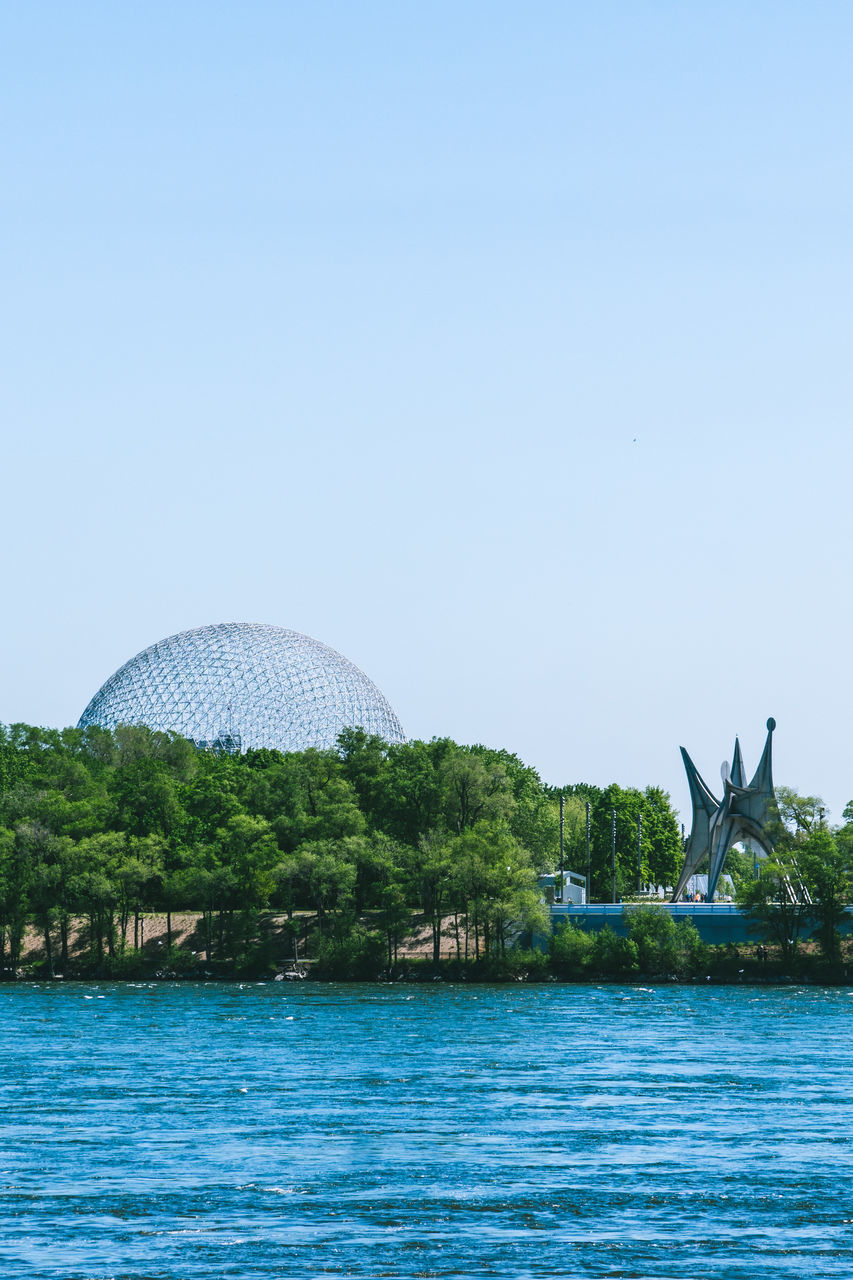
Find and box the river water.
[0,982,850,1279]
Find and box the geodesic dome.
[78,622,406,753]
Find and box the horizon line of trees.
[2,721,850,978]
[0,721,684,974]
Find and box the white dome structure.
[78,622,405,754]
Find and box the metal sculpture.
[672,718,777,902]
[78,622,406,754]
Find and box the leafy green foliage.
[0,720,686,977]
[624,905,706,977]
[799,828,851,962]
[737,787,853,966]
[563,782,682,901]
[550,907,707,979]
[549,921,595,976]
[737,856,812,963]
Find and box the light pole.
[585,800,591,904]
[611,808,617,903]
[559,792,565,903]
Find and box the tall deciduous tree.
[440,751,515,835]
[448,821,545,958]
[800,827,851,963]
[0,825,28,972]
[737,854,812,964]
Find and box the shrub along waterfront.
[0,723,850,981]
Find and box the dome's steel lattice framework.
[78,623,406,754]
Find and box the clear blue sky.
[3,2,852,824]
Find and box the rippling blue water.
[1,982,851,1279]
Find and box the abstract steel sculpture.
[78,622,406,755]
[672,718,777,903]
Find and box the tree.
[638,787,683,889]
[440,751,515,835]
[737,855,812,965]
[376,871,412,969]
[70,833,125,966]
[417,829,453,966]
[0,717,707,979]
[110,757,183,839]
[369,739,455,847]
[345,829,414,967]
[799,827,851,963]
[110,755,191,951]
[113,835,164,951]
[466,746,559,868]
[0,726,31,798]
[182,757,244,842]
[15,822,72,976]
[583,784,681,901]
[112,724,197,780]
[0,825,28,974]
[245,750,365,852]
[296,839,358,938]
[336,728,390,825]
[775,786,826,836]
[447,821,545,958]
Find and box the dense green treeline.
[0,721,683,976]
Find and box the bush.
[591,927,638,977]
[313,926,385,980]
[480,947,550,982]
[98,951,148,979]
[624,905,707,978]
[674,919,708,976]
[550,923,594,977]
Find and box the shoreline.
[7,909,849,987]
